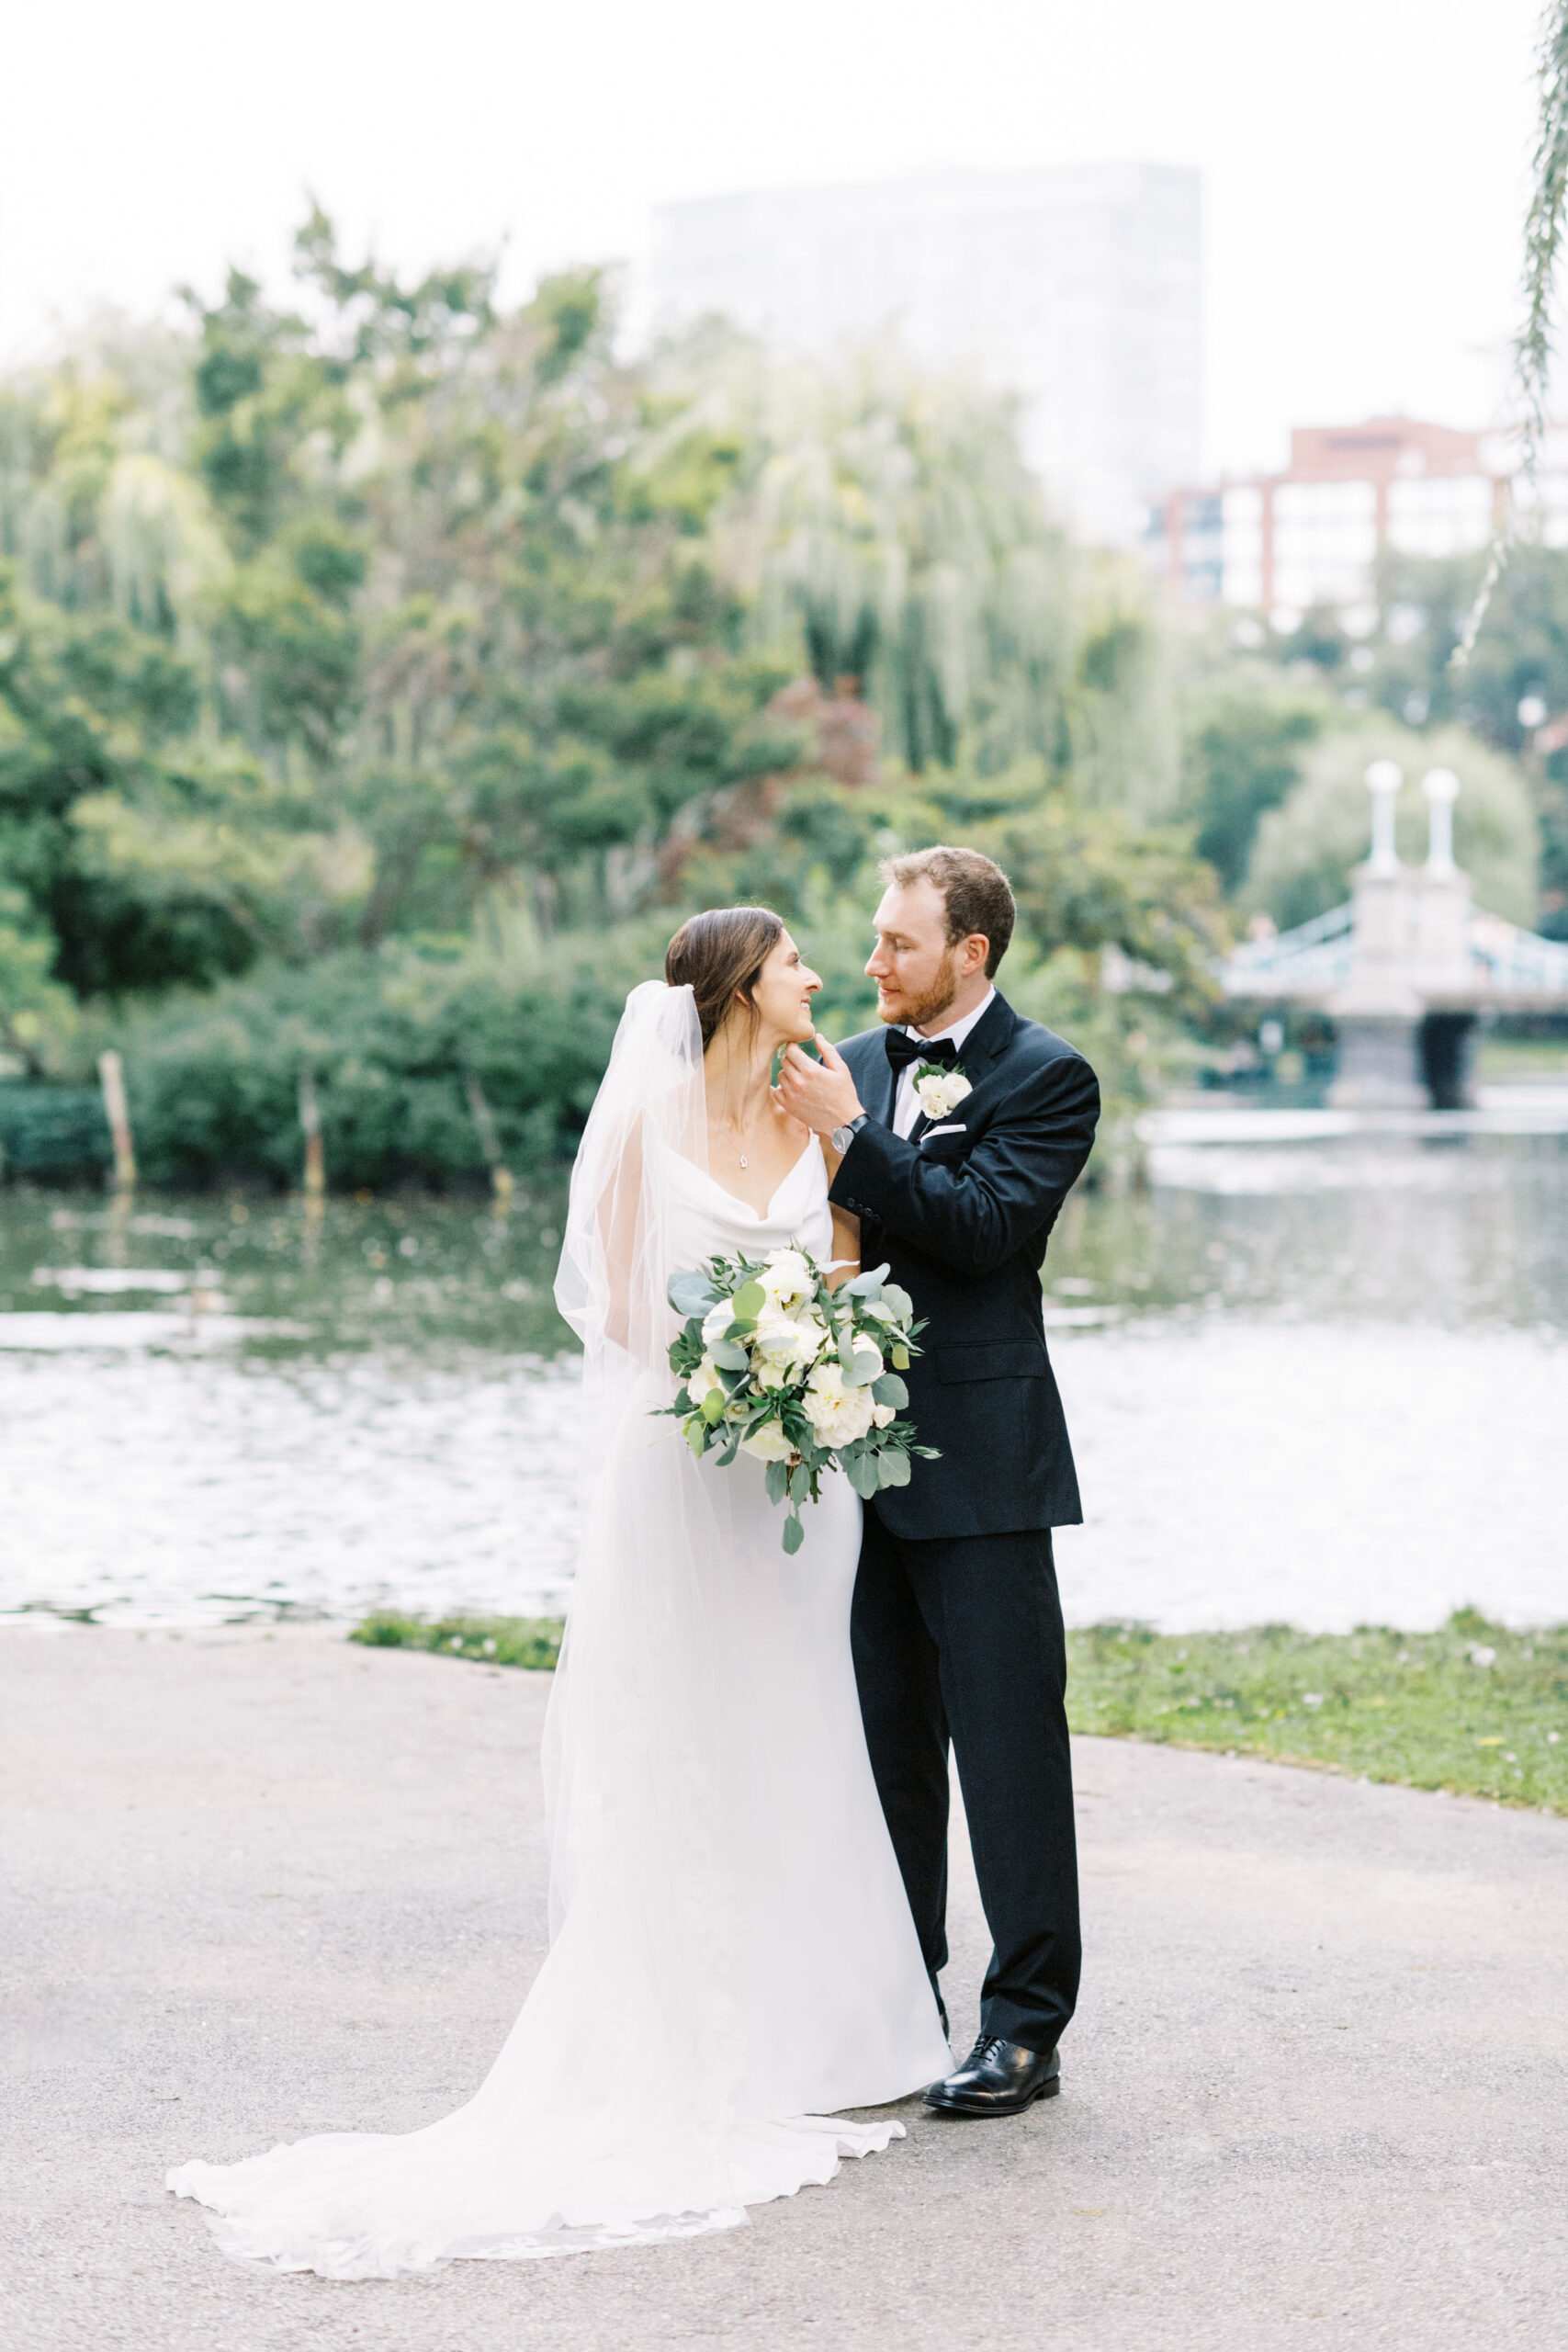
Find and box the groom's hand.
[774,1034,864,1136]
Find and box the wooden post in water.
[299,1070,325,1201]
[464,1072,513,1209]
[97,1050,136,1190]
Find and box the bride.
[168,907,950,2276]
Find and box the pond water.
[3,1095,1565,1634]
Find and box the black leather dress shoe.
[923,2035,1061,2116]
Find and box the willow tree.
[640,330,1176,814]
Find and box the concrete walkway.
[4,1623,1564,2352]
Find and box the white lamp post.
[1364,760,1404,872]
[1421,767,1460,875]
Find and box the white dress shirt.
[891,987,996,1138]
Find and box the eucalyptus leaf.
[847,1451,880,1498]
[872,1373,908,1408]
[700,1390,725,1423]
[880,1283,914,1323]
[733,1281,766,1317]
[685,1419,707,1457]
[876,1450,912,1487]
[781,1513,805,1555]
[890,1344,910,1371]
[787,1464,812,1505]
[844,1347,883,1387]
[711,1338,750,1371]
[668,1272,718,1317]
[765,1458,789,1506]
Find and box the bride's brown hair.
[665,907,784,1051]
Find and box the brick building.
[1145,415,1568,626]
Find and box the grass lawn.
[1064,1612,1567,1813]
[350,1607,1568,1816]
[1474,1037,1568,1080]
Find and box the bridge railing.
[1217,901,1354,998]
[1467,915,1568,996]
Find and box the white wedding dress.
[168,982,949,2276]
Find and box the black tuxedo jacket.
[829,993,1100,1542]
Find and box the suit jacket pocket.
[935,1342,1047,1383]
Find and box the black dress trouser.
[851,1509,1081,2055]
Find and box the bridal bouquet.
[660,1245,938,1552]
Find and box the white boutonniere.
[912,1063,973,1122]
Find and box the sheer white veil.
[554,978,706,1380]
[544,979,734,1983]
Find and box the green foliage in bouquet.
[658,1244,939,1553]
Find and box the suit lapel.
[866,1031,899,1128]
[959,990,1017,1073]
[907,994,1016,1145]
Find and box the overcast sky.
[0,0,1545,474]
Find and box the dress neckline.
[694,1138,820,1223]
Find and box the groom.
[776,845,1099,2116]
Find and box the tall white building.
[647,164,1201,548]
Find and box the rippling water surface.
[3,1101,1564,1633]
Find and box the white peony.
[791,1304,831,1360]
[740,1420,796,1463]
[758,1248,815,1307]
[913,1069,973,1122]
[872,1400,897,1428]
[801,1362,876,1448]
[683,1356,724,1408]
[750,1304,811,1381]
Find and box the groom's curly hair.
[665,906,784,1049]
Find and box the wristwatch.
[831,1113,869,1155]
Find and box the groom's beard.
[884,950,962,1034]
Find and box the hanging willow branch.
[1453,0,1568,667]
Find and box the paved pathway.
[5,1623,1564,2350]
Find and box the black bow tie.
[885,1029,962,1075]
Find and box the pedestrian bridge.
[1218,762,1568,1104]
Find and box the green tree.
[1178,681,1327,893]
[1245,720,1540,932]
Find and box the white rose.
[740,1420,796,1463]
[913,1069,973,1122]
[683,1356,724,1408]
[758,1248,815,1307]
[802,1362,876,1448]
